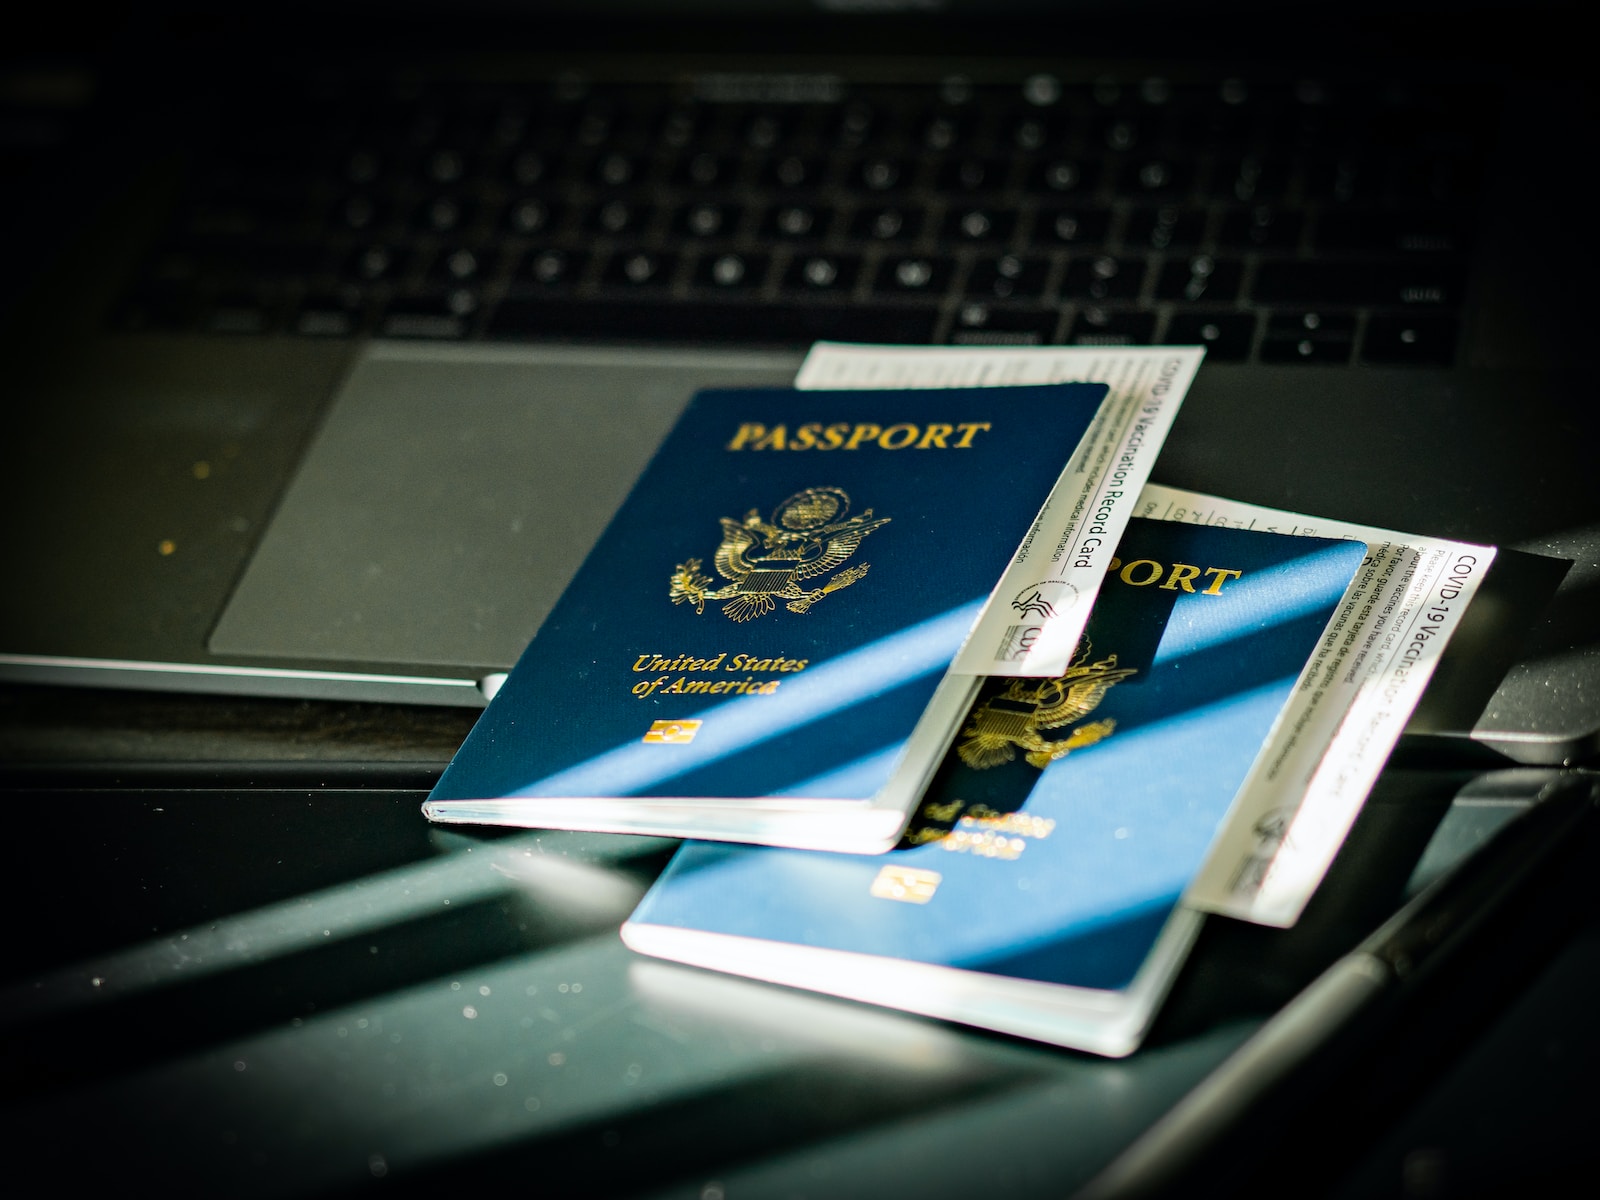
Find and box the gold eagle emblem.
[669,486,890,622]
[956,644,1137,769]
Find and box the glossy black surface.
[6,750,1588,1197]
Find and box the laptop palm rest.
[209,343,799,674]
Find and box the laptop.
[2,1,1595,762]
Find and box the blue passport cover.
[427,383,1109,838]
[623,519,1368,1052]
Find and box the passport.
[621,519,1369,1054]
[424,381,1111,851]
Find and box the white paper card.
[1140,484,1496,927]
[795,343,1204,677]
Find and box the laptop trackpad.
[209,343,800,670]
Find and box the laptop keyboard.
[115,70,1488,365]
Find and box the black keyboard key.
[1093,113,1144,153]
[654,106,703,151]
[782,253,862,293]
[601,249,677,289]
[1155,255,1243,303]
[873,255,955,296]
[381,291,480,338]
[1119,157,1194,199]
[334,193,390,233]
[344,243,410,283]
[341,146,385,186]
[504,197,562,236]
[205,295,275,334]
[1210,156,1290,203]
[850,205,923,241]
[1314,210,1470,255]
[935,157,1006,192]
[762,202,832,240]
[852,156,913,192]
[763,155,823,189]
[1260,311,1356,363]
[507,149,558,187]
[1068,308,1156,345]
[1172,91,1255,150]
[1007,112,1067,153]
[1387,155,1477,204]
[1217,206,1304,250]
[967,254,1050,300]
[487,298,938,345]
[1125,208,1205,251]
[418,147,471,186]
[1026,157,1094,195]
[949,303,1061,345]
[588,199,652,236]
[1034,207,1111,247]
[829,103,880,150]
[1253,260,1466,306]
[1164,312,1256,361]
[673,152,735,188]
[941,206,1016,243]
[1361,314,1459,365]
[675,202,742,239]
[742,110,794,152]
[294,291,366,337]
[571,107,615,149]
[520,247,585,287]
[1305,154,1378,204]
[1062,255,1146,300]
[692,251,770,291]
[414,194,474,234]
[920,113,972,153]
[430,246,489,285]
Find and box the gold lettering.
[726,423,766,450]
[958,811,1056,839]
[877,423,918,449]
[1120,559,1164,586]
[1161,563,1203,592]
[940,829,1026,860]
[1202,567,1243,595]
[1109,558,1244,595]
[952,421,991,448]
[843,423,882,450]
[750,425,786,450]
[730,421,994,450]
